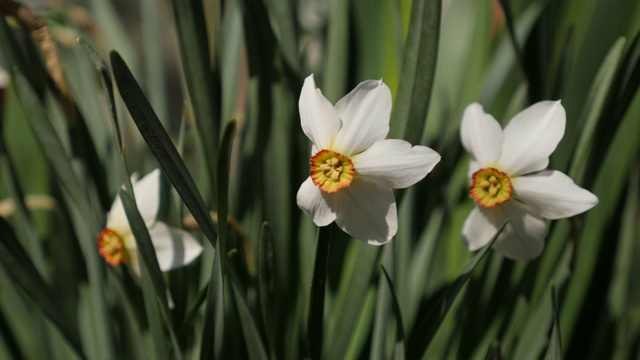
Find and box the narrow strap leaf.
[381,266,406,360]
[544,285,562,360]
[408,220,508,358]
[307,225,332,360]
[110,51,219,248]
[0,217,84,358]
[390,0,441,144]
[231,281,270,360]
[258,222,277,359]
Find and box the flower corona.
[310,149,355,193]
[470,167,512,207]
[97,228,126,265]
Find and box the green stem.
[307,225,332,360]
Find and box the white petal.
[296,177,338,226]
[132,169,162,227]
[492,201,546,260]
[460,103,503,167]
[106,193,128,232]
[148,222,204,271]
[334,179,397,245]
[299,74,341,150]
[333,79,391,155]
[352,139,441,189]
[467,159,481,180]
[513,170,598,219]
[0,66,8,88]
[500,101,565,176]
[462,206,504,251]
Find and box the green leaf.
[381,266,406,360]
[263,0,300,74]
[560,85,640,346]
[12,69,114,358]
[118,190,170,311]
[110,51,219,247]
[200,243,225,359]
[140,0,169,122]
[77,38,122,152]
[369,249,393,360]
[307,225,332,360]
[140,266,170,360]
[12,71,101,230]
[119,189,184,358]
[200,119,236,359]
[498,0,537,98]
[584,30,640,184]
[0,17,46,94]
[325,242,380,360]
[216,119,236,257]
[0,217,83,357]
[407,220,507,359]
[568,37,626,183]
[231,282,270,360]
[258,222,277,359]
[544,285,562,360]
[170,0,219,174]
[0,140,46,275]
[390,0,441,144]
[180,284,209,332]
[322,0,350,102]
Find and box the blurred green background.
[0,0,638,359]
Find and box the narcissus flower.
[98,169,203,278]
[297,74,441,244]
[460,101,598,260]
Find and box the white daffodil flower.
[460,101,598,260]
[296,74,441,245]
[97,169,203,278]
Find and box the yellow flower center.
[310,149,355,193]
[97,228,126,266]
[470,167,512,207]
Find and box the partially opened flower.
[460,101,598,260]
[98,169,203,278]
[296,74,441,244]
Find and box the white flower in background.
[296,74,441,244]
[98,169,203,278]
[0,64,8,104]
[0,65,7,87]
[460,101,598,260]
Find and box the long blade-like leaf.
[78,38,121,152]
[0,217,84,357]
[170,0,219,178]
[390,0,441,144]
[408,220,508,358]
[544,285,562,360]
[231,282,269,360]
[200,119,236,358]
[307,225,332,360]
[118,190,170,312]
[381,266,406,360]
[258,222,276,359]
[110,51,218,247]
[200,243,225,359]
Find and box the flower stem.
[307,225,332,360]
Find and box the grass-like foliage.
[0,0,639,359]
